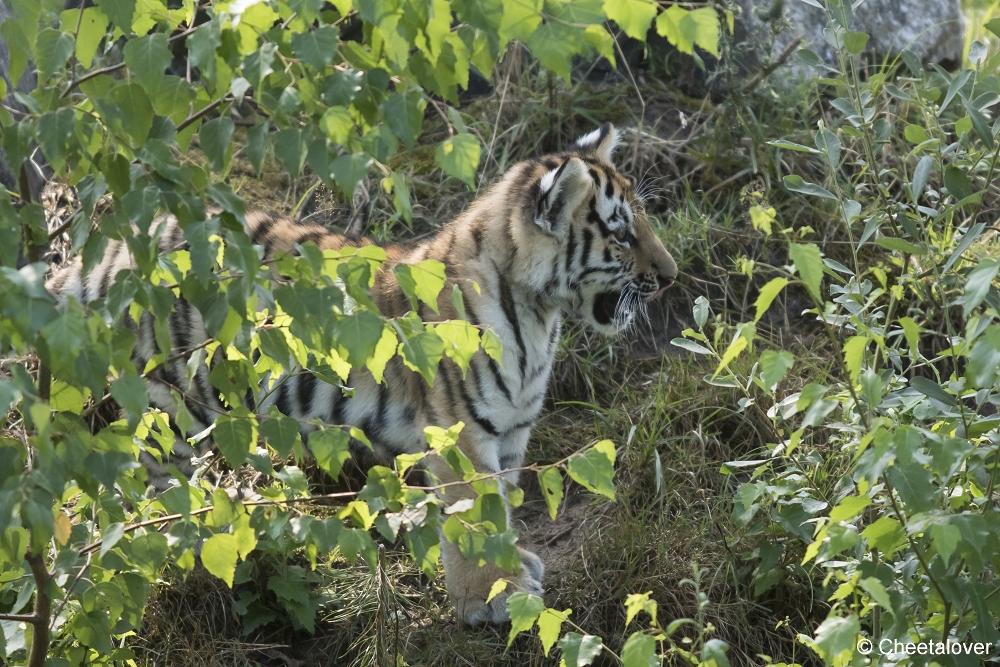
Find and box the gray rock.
[736,0,965,81]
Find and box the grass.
[125,35,852,667]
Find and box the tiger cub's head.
[525,123,678,336]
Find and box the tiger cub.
[47,123,678,624]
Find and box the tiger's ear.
[535,157,589,235]
[570,122,619,164]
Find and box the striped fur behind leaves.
[46,123,678,624]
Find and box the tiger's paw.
[452,548,546,626]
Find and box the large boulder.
[736,0,964,80]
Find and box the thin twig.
[742,37,803,96]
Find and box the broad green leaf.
[62,7,109,69]
[758,350,794,392]
[538,466,563,519]
[381,91,425,148]
[899,316,921,359]
[214,414,255,467]
[814,126,841,169]
[525,21,582,82]
[966,330,1000,389]
[567,440,616,500]
[789,243,824,301]
[829,494,870,522]
[904,124,929,144]
[435,133,481,189]
[621,632,657,667]
[754,277,788,322]
[36,29,75,81]
[291,25,340,70]
[433,320,480,376]
[604,0,657,40]
[110,374,148,416]
[843,31,869,54]
[655,5,720,57]
[260,413,301,459]
[338,310,385,366]
[366,326,398,383]
[783,174,836,199]
[309,428,352,480]
[537,608,571,656]
[963,258,999,316]
[124,32,170,88]
[584,25,616,66]
[486,578,508,603]
[201,116,235,173]
[331,152,372,196]
[910,154,933,201]
[96,0,136,30]
[843,335,867,380]
[506,592,545,646]
[944,165,974,201]
[394,259,447,313]
[807,614,860,666]
[862,516,906,554]
[702,639,731,667]
[749,205,776,235]
[320,105,354,145]
[558,633,604,667]
[931,523,961,565]
[624,592,656,627]
[399,330,445,386]
[274,128,308,179]
[201,533,239,587]
[499,0,542,42]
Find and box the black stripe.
[297,372,316,414]
[458,379,499,436]
[251,213,279,245]
[505,418,535,434]
[497,271,527,381]
[605,178,615,199]
[331,386,346,424]
[297,228,326,246]
[276,379,294,417]
[565,226,577,273]
[587,197,611,238]
[472,223,484,256]
[374,381,389,438]
[581,228,594,267]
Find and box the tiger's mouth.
[593,290,623,325]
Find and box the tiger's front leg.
[425,438,544,625]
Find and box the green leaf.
[603,0,657,40]
[320,106,354,145]
[944,165,974,201]
[124,32,170,89]
[36,29,75,81]
[291,25,340,70]
[331,153,372,197]
[754,277,787,322]
[214,414,255,467]
[670,338,712,355]
[537,608,571,657]
[381,91,425,148]
[966,331,1000,389]
[861,516,906,554]
[394,259,447,314]
[789,243,824,301]
[62,7,109,69]
[309,428,352,480]
[558,633,604,667]
[931,523,961,565]
[338,309,385,366]
[200,116,235,173]
[841,335,869,385]
[201,533,239,587]
[538,467,563,520]
[964,258,999,316]
[712,335,747,378]
[398,330,445,386]
[499,0,542,42]
[843,31,869,54]
[435,133,480,189]
[766,140,821,153]
[903,124,929,144]
[584,25,616,66]
[814,126,841,169]
[274,128,307,179]
[621,632,658,667]
[433,320,481,376]
[506,592,545,646]
[886,463,935,513]
[963,97,995,149]
[110,374,148,415]
[807,614,859,666]
[910,154,933,201]
[111,82,154,145]
[655,5,720,57]
[758,350,794,392]
[567,440,616,500]
[783,174,836,199]
[95,0,135,30]
[987,17,1000,39]
[910,375,957,406]
[876,236,924,255]
[525,21,582,82]
[829,494,870,522]
[260,413,301,459]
